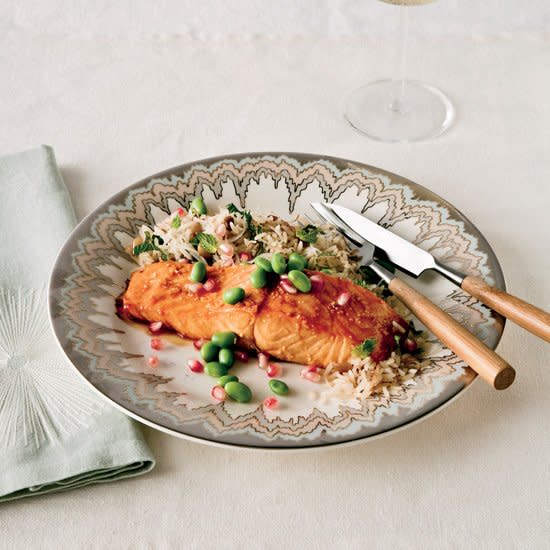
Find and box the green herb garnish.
[227,203,262,238]
[359,259,396,286]
[352,338,377,358]
[171,215,181,229]
[359,265,381,285]
[196,232,218,254]
[394,335,401,349]
[133,232,168,260]
[296,224,319,244]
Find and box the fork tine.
[310,202,364,248]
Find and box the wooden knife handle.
[462,276,550,343]
[389,277,515,390]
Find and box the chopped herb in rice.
[129,201,426,401]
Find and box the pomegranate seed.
[266,364,280,378]
[280,280,297,294]
[235,350,249,362]
[176,207,185,217]
[187,359,204,373]
[150,338,162,351]
[239,252,252,262]
[219,243,234,256]
[336,292,351,306]
[148,356,159,368]
[404,338,418,353]
[310,274,325,293]
[258,352,269,369]
[203,278,216,292]
[185,282,204,294]
[301,366,321,381]
[149,321,163,334]
[211,385,226,401]
[215,224,227,237]
[304,371,321,383]
[301,365,318,375]
[193,339,206,350]
[263,397,279,409]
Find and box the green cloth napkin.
[0,146,155,502]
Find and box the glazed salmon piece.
[253,272,407,365]
[122,261,268,347]
[121,263,408,365]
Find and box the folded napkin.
[0,146,155,502]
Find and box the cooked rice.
[131,205,426,401]
[319,329,429,402]
[133,207,363,280]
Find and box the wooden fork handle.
[389,277,515,390]
[461,276,550,343]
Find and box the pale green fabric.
[0,146,155,502]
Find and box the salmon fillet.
[121,261,408,365]
[121,262,267,348]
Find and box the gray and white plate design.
[49,153,505,449]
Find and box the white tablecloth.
[1,2,549,548]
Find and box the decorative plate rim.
[48,151,506,450]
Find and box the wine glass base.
[343,79,455,143]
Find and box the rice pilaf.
[130,203,426,401]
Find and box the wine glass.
[343,0,455,143]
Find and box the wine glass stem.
[390,3,409,113]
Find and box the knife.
[326,203,550,343]
[311,202,515,390]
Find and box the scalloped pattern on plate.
[49,153,504,448]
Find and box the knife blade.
[311,201,516,389]
[324,202,550,343]
[328,203,465,285]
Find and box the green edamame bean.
[254,257,273,272]
[223,287,245,305]
[190,261,207,283]
[250,267,268,289]
[225,381,252,403]
[200,342,220,362]
[190,197,207,216]
[219,348,235,367]
[288,252,307,272]
[288,270,312,293]
[205,361,229,377]
[271,252,287,275]
[218,375,238,387]
[268,379,289,396]
[211,331,237,348]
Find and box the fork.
[311,203,515,390]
